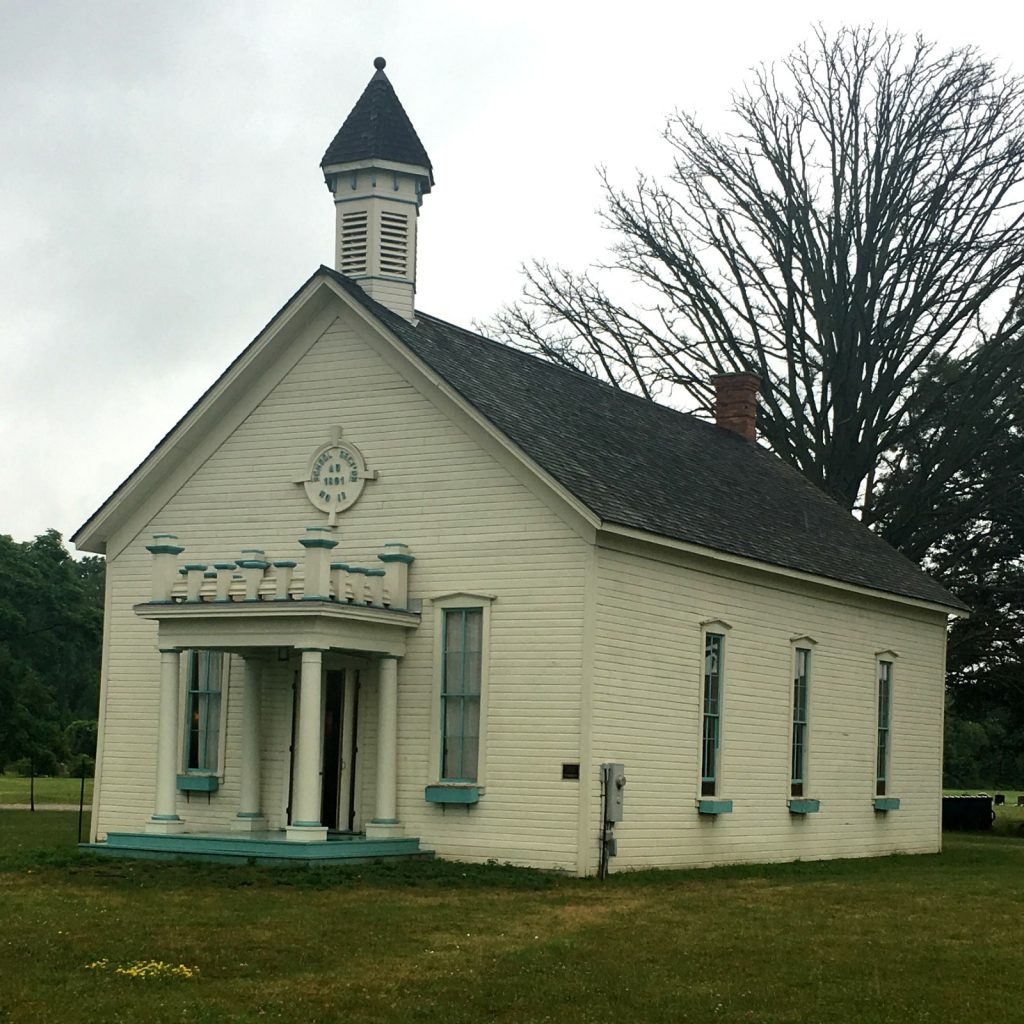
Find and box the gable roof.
[74,263,964,613]
[321,59,433,183]
[321,268,966,612]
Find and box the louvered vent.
[379,211,409,276]
[339,210,368,275]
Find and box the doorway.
[320,671,344,829]
[286,667,360,831]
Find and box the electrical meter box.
[602,762,626,823]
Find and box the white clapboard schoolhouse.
[74,59,966,873]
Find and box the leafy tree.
[0,531,104,771]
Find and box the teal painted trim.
[92,832,431,864]
[305,526,333,533]
[240,548,266,555]
[697,799,733,815]
[331,562,351,571]
[366,568,386,577]
[301,595,331,602]
[273,560,298,568]
[214,562,237,570]
[152,533,179,540]
[369,818,400,825]
[348,566,369,574]
[150,814,181,822]
[183,563,208,571]
[378,553,415,564]
[788,799,821,814]
[158,647,180,654]
[291,820,323,828]
[204,571,217,578]
[146,544,185,555]
[176,774,219,793]
[873,797,901,811]
[237,559,270,569]
[425,785,480,805]
[299,538,339,550]
[236,811,262,819]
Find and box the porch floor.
[81,830,433,866]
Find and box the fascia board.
[72,275,336,555]
[599,522,967,619]
[319,276,602,540]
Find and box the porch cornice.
[134,599,420,656]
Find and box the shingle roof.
[322,267,966,612]
[321,58,433,184]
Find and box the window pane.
[444,651,464,694]
[463,651,482,696]
[442,698,463,778]
[463,609,483,653]
[185,650,222,772]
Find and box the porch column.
[147,648,186,834]
[366,655,402,838]
[286,649,328,841]
[232,657,265,831]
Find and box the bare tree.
[490,27,1024,519]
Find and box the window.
[441,608,482,782]
[184,650,224,773]
[876,659,893,796]
[791,648,810,797]
[701,633,725,797]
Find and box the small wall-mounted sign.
[297,427,378,525]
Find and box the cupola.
[321,58,433,321]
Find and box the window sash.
[441,608,483,781]
[876,660,893,795]
[701,633,724,796]
[185,651,222,772]
[791,648,810,796]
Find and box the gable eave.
[72,268,602,556]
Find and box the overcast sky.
[3,0,1023,548]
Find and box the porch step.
[82,830,434,866]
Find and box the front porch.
[106,529,423,860]
[83,829,433,866]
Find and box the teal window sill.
[177,774,219,793]
[425,784,480,805]
[788,798,820,814]
[697,799,733,815]
[873,797,900,811]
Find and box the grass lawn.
[1,813,1023,1024]
[0,771,93,806]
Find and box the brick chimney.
[712,372,760,441]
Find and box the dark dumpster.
[942,795,994,831]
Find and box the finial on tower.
[373,56,386,71]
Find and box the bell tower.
[321,58,433,322]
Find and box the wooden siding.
[93,304,589,869]
[587,543,947,873]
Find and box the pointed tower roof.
[321,58,433,188]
